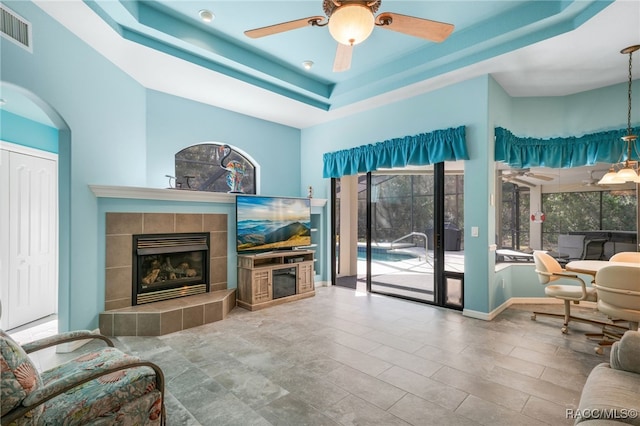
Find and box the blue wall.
[145,90,301,195]
[509,81,637,137]
[493,264,544,303]
[488,77,514,312]
[488,79,640,313]
[301,73,639,316]
[301,76,494,314]
[0,1,303,331]
[0,111,58,152]
[1,0,147,332]
[2,1,635,330]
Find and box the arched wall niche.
[173,142,262,195]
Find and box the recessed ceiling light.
[199,9,214,23]
[0,99,6,106]
[302,60,314,70]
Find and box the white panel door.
[0,149,9,324]
[2,149,57,329]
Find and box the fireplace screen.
[133,233,210,305]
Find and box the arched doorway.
[0,82,70,330]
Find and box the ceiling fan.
[244,0,454,72]
[500,172,535,188]
[502,169,555,182]
[582,169,611,188]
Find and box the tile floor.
[15,286,611,425]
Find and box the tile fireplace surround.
[99,212,235,336]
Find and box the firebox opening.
[133,233,210,305]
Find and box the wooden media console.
[237,250,315,311]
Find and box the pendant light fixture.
[598,45,640,185]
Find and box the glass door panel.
[356,175,368,291]
[369,170,436,302]
[334,176,360,289]
[443,174,464,308]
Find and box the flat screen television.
[236,195,311,253]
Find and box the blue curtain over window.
[495,126,640,168]
[323,126,468,178]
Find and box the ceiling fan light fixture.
[615,162,639,181]
[597,167,625,185]
[328,3,374,46]
[603,45,640,184]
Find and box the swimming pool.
[356,246,418,262]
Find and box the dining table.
[565,260,640,276]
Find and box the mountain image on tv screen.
[236,196,311,252]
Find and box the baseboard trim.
[509,297,564,305]
[463,298,513,321]
[463,297,577,321]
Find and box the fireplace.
[133,233,210,305]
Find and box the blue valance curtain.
[323,126,468,178]
[495,126,640,169]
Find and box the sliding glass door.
[331,163,464,309]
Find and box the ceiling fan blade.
[333,43,353,72]
[501,171,522,179]
[510,177,535,188]
[501,173,535,188]
[375,12,454,42]
[526,172,554,181]
[245,16,325,39]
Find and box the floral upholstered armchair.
[0,327,165,425]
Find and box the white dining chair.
[609,251,640,263]
[594,264,640,332]
[532,251,597,333]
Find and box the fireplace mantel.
[90,185,235,203]
[90,185,327,206]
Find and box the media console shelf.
[237,250,315,311]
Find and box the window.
[500,182,530,250]
[496,164,638,261]
[542,189,637,249]
[174,143,256,194]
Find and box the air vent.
[135,233,210,255]
[0,4,32,52]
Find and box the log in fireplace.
[132,233,210,305]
